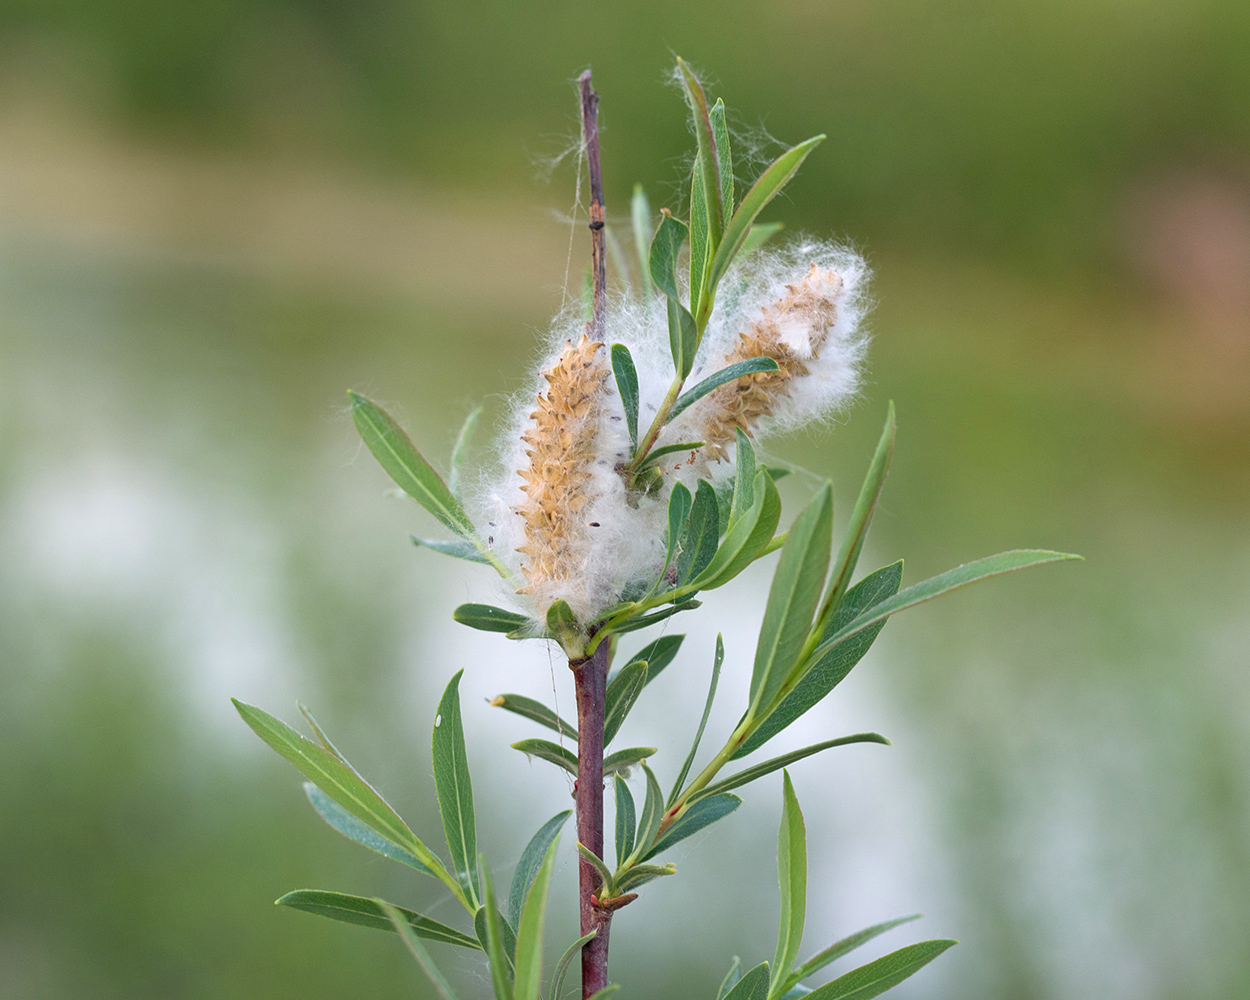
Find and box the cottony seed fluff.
[700,264,844,461]
[514,333,609,601]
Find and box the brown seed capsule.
[699,264,843,461]
[514,333,609,602]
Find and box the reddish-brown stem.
[571,639,612,997]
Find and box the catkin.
[514,333,609,600]
[699,264,843,461]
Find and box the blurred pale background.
[1,2,1248,998]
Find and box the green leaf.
[678,481,721,585]
[509,810,571,931]
[665,482,694,572]
[641,792,740,861]
[411,536,492,564]
[771,773,807,995]
[605,746,658,776]
[803,940,956,1000]
[615,862,677,892]
[668,358,781,422]
[433,670,479,904]
[808,551,1083,664]
[454,604,533,634]
[304,783,434,876]
[750,485,834,719]
[676,58,725,245]
[730,428,756,525]
[604,659,648,745]
[349,391,475,537]
[514,835,560,1000]
[718,957,743,1000]
[736,562,902,758]
[710,99,734,216]
[632,184,654,299]
[378,899,466,1000]
[706,135,825,298]
[668,298,700,379]
[693,469,783,592]
[788,915,922,988]
[449,405,482,499]
[723,962,771,1000]
[630,763,665,863]
[614,775,637,868]
[586,987,621,1000]
[690,158,711,313]
[669,634,724,805]
[278,891,479,949]
[822,404,894,621]
[231,699,463,906]
[475,904,518,966]
[697,734,890,801]
[649,211,688,301]
[478,864,514,1000]
[611,344,640,451]
[740,221,784,256]
[640,440,706,468]
[511,739,577,776]
[608,600,702,635]
[576,842,616,895]
[549,931,596,1000]
[491,694,578,741]
[617,634,685,688]
[546,598,579,635]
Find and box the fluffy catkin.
[514,333,610,604]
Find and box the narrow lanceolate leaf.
[604,746,658,776]
[549,931,597,1000]
[611,344,640,451]
[514,836,560,1000]
[639,440,706,468]
[608,600,702,636]
[412,536,491,564]
[631,184,654,299]
[478,864,514,1000]
[449,405,482,499]
[724,962,771,1000]
[678,481,720,585]
[604,660,648,745]
[665,482,694,571]
[642,793,740,861]
[749,484,834,717]
[804,940,957,1000]
[730,428,756,525]
[668,297,700,379]
[618,634,685,688]
[808,551,1083,664]
[348,391,475,537]
[614,775,637,868]
[667,357,781,422]
[710,98,734,215]
[475,905,517,970]
[511,739,578,776]
[629,763,665,863]
[649,211,688,301]
[707,135,825,297]
[787,915,922,988]
[508,810,571,931]
[576,842,616,895]
[669,634,724,805]
[697,734,890,801]
[491,694,577,741]
[771,773,807,996]
[614,863,676,892]
[736,562,902,758]
[718,957,744,1000]
[690,158,712,313]
[740,221,784,256]
[304,783,434,875]
[454,604,533,634]
[378,899,466,1000]
[278,891,480,948]
[433,671,479,904]
[822,404,894,620]
[676,58,725,245]
[694,469,781,592]
[231,699,462,904]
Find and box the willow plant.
[234,63,1078,1000]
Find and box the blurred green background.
[1,2,1248,998]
